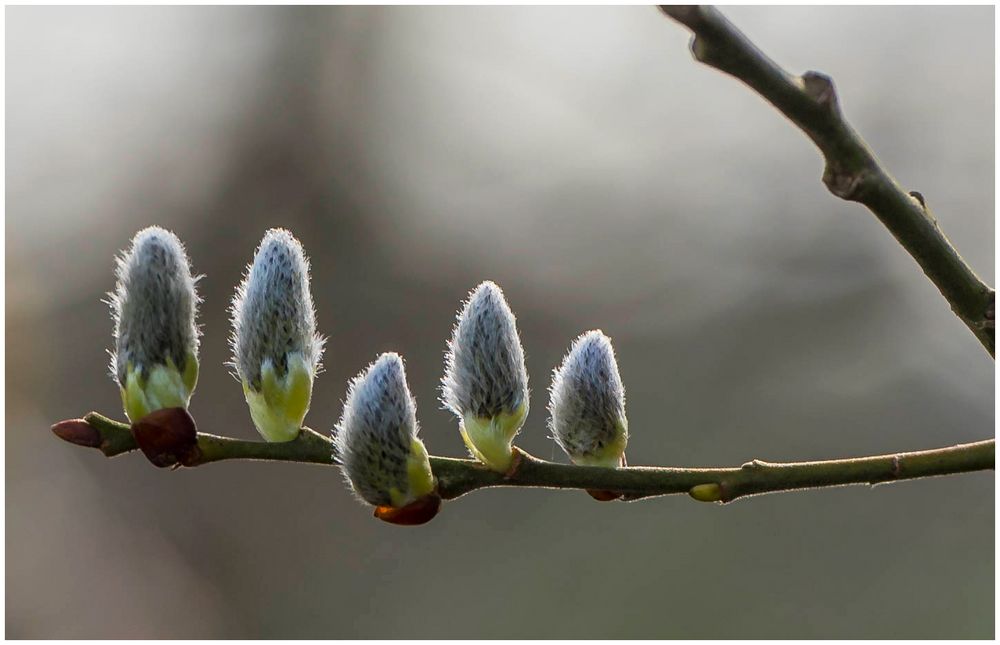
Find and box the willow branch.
[55,412,994,504]
[659,5,995,356]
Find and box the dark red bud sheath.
[586,489,623,502]
[373,494,442,526]
[131,407,199,468]
[51,419,102,448]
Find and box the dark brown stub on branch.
[373,494,442,526]
[51,419,103,448]
[586,489,623,502]
[131,407,200,468]
[586,454,627,500]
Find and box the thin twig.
[57,413,994,504]
[659,5,995,356]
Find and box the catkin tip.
[548,330,628,468]
[441,280,529,421]
[109,227,200,412]
[229,228,323,390]
[335,353,432,508]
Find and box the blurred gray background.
[6,5,994,638]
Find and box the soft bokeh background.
[6,5,994,638]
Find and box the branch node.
[822,164,870,201]
[801,71,839,112]
[689,36,715,65]
[504,447,527,479]
[717,481,736,504]
[891,455,902,479]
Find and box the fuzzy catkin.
[335,353,420,507]
[441,280,529,420]
[109,226,200,385]
[230,229,323,389]
[548,330,627,461]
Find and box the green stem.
[659,5,995,356]
[76,412,993,504]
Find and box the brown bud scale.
[131,407,200,468]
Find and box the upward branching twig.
[660,5,995,356]
[51,6,995,520]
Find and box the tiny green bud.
[689,483,722,503]
[441,281,529,472]
[230,229,324,442]
[109,227,200,423]
[334,353,436,518]
[548,330,628,469]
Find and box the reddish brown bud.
[586,489,623,502]
[585,454,625,501]
[373,494,442,526]
[131,407,200,468]
[51,419,102,448]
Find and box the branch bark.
[56,413,994,504]
[659,5,995,356]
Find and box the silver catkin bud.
[230,228,324,390]
[441,280,529,421]
[548,330,628,467]
[334,353,433,508]
[109,226,200,387]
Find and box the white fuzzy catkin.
[441,280,529,421]
[334,353,421,507]
[109,227,200,385]
[548,330,627,462]
[230,229,324,389]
